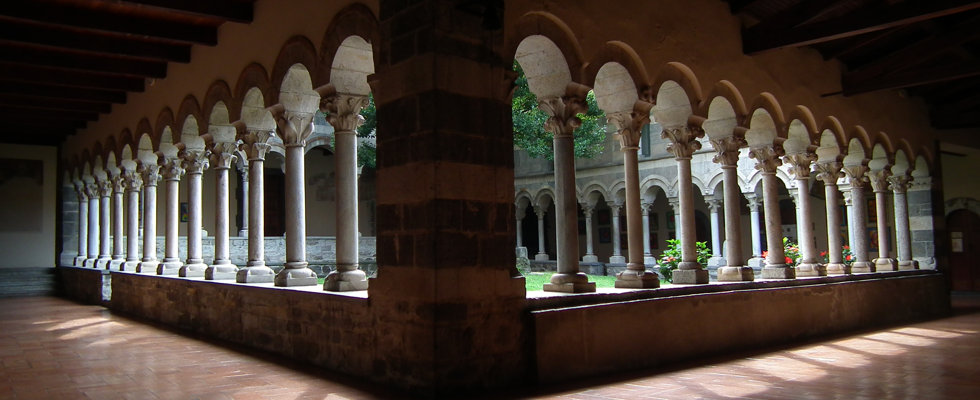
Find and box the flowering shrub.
[820,245,855,265]
[761,237,799,266]
[658,239,711,283]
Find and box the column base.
[644,255,657,266]
[761,265,796,279]
[323,269,369,291]
[898,260,919,270]
[236,263,275,283]
[83,258,98,268]
[707,256,726,267]
[825,263,851,275]
[238,229,248,237]
[122,260,140,271]
[672,268,709,284]
[157,260,182,275]
[874,258,897,272]
[108,259,125,271]
[851,261,876,274]
[136,260,158,273]
[96,257,112,269]
[717,266,754,282]
[179,262,208,278]
[608,255,626,264]
[795,263,827,277]
[747,257,765,269]
[614,268,660,289]
[275,263,318,287]
[205,264,239,280]
[74,256,87,266]
[534,253,550,261]
[543,272,596,293]
[582,254,599,263]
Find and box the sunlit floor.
[1,294,978,399]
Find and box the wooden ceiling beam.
[0,21,191,63]
[0,94,112,114]
[843,60,980,95]
[0,63,145,92]
[727,0,762,14]
[0,130,72,146]
[0,81,127,103]
[0,42,167,78]
[117,0,254,24]
[744,0,980,54]
[0,108,99,122]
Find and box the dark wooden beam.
[0,63,146,92]
[745,0,841,33]
[727,0,762,14]
[0,2,218,45]
[0,130,71,146]
[0,42,167,78]
[931,107,980,129]
[4,120,87,131]
[0,21,191,63]
[843,60,980,95]
[118,0,254,23]
[744,0,980,54]
[0,94,112,114]
[0,81,127,103]
[0,108,99,122]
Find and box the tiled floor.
[1,295,978,399]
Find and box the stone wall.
[57,266,107,305]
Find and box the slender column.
[122,170,142,271]
[73,182,88,266]
[533,205,549,261]
[515,206,525,248]
[750,145,795,279]
[96,180,113,269]
[663,126,708,284]
[206,145,238,280]
[323,93,370,291]
[669,199,682,241]
[706,199,724,266]
[157,159,184,275]
[815,162,848,275]
[889,174,917,269]
[746,195,763,262]
[641,203,654,265]
[841,186,856,250]
[136,164,160,273]
[785,152,823,276]
[843,165,874,273]
[275,108,318,287]
[581,205,598,263]
[712,136,752,281]
[608,203,626,263]
[85,183,100,267]
[539,87,595,292]
[179,150,209,277]
[238,164,249,237]
[108,174,126,270]
[237,130,276,283]
[868,169,897,271]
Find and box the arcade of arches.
[4,0,967,395]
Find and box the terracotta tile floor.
[1,295,978,400]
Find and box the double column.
[73,181,88,266]
[179,149,210,277]
[843,165,874,273]
[121,169,143,271]
[538,84,595,292]
[158,158,185,275]
[889,174,918,269]
[274,101,318,287]
[784,152,823,276]
[815,162,848,274]
[136,163,161,273]
[750,145,794,279]
[712,136,752,281]
[663,126,708,284]
[206,143,239,280]
[868,169,897,271]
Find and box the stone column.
[73,182,88,266]
[533,205,549,261]
[515,205,525,248]
[712,136,752,281]
[745,194,763,267]
[642,203,656,266]
[274,107,318,287]
[663,126,708,284]
[908,176,935,268]
[706,199,724,267]
[206,144,238,280]
[815,162,848,274]
[539,87,595,292]
[158,159,184,275]
[581,204,598,263]
[784,152,823,276]
[237,130,276,283]
[238,164,249,237]
[868,169,897,271]
[608,203,626,264]
[108,174,126,270]
[750,145,794,279]
[841,186,855,250]
[889,174,917,269]
[843,165,874,273]
[122,170,142,271]
[84,182,100,267]
[95,179,112,268]
[179,150,209,277]
[609,108,659,288]
[136,164,160,273]
[322,93,370,291]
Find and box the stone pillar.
[206,144,238,280]
[515,205,525,248]
[136,164,160,273]
[179,150,209,277]
[841,186,856,250]
[73,182,88,266]
[712,137,752,281]
[158,159,184,275]
[815,162,848,275]
[750,145,794,279]
[669,198,682,241]
[608,203,626,264]
[663,126,709,284]
[745,194,763,268]
[581,204,598,263]
[95,180,112,268]
[908,176,935,268]
[274,106,318,287]
[843,165,874,273]
[238,164,249,237]
[539,86,595,292]
[889,174,917,269]
[533,205,549,261]
[642,203,656,266]
[785,152,823,276]
[868,169,897,271]
[237,130,276,283]
[122,170,142,271]
[322,93,370,291]
[706,199,724,267]
[84,182,100,267]
[108,174,126,270]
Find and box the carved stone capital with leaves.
[814,161,844,185]
[888,174,912,194]
[607,102,652,150]
[277,110,315,147]
[663,126,704,159]
[321,94,369,133]
[783,152,816,179]
[841,164,869,189]
[539,95,587,138]
[710,136,746,167]
[74,181,88,201]
[121,170,143,193]
[181,150,210,175]
[240,129,274,161]
[160,159,185,182]
[749,145,784,174]
[866,168,892,193]
[209,142,238,170]
[112,175,126,194]
[96,179,113,198]
[138,164,161,187]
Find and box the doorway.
[948,209,980,291]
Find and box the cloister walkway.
[1,295,977,399]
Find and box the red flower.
[845,255,853,261]
[785,256,792,264]
[843,245,850,250]
[820,251,828,257]
[762,250,769,258]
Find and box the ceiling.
[727,0,980,130]
[0,0,255,147]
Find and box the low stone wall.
[531,272,950,383]
[57,266,108,305]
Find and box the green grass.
[522,272,621,291]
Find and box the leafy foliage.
[821,244,854,265]
[511,62,607,160]
[762,237,799,266]
[356,94,377,169]
[657,239,711,283]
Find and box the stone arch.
[515,189,533,205]
[241,87,276,132]
[278,63,320,115]
[872,131,895,157]
[640,174,675,197]
[578,182,610,204]
[698,80,747,125]
[90,142,104,167]
[584,41,650,95]
[269,36,319,106]
[912,155,931,179]
[651,62,702,113]
[593,62,639,115]
[321,35,375,97]
[120,144,137,171]
[317,3,380,91]
[892,149,911,176]
[533,187,556,208]
[180,114,206,151]
[705,171,725,196]
[175,95,204,138]
[234,63,273,111]
[846,125,873,158]
[506,11,586,84]
[514,34,575,100]
[896,139,916,166]
[745,93,785,147]
[869,143,892,171]
[79,151,92,174]
[785,105,818,142]
[137,134,156,165]
[103,135,119,162]
[816,116,846,163]
[153,107,175,151]
[691,175,710,197]
[207,101,237,144]
[945,197,980,217]
[203,80,238,124]
[843,137,868,167]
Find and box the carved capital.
[841,165,869,189]
[539,94,587,138]
[607,202,622,215]
[74,181,88,201]
[240,129,274,161]
[121,169,143,192]
[910,175,932,191]
[581,204,594,217]
[866,169,892,193]
[783,152,816,179]
[96,180,112,198]
[160,158,185,181]
[706,199,722,212]
[746,195,761,210]
[814,161,844,185]
[83,182,99,199]
[321,94,369,133]
[180,149,210,175]
[710,136,746,166]
[842,190,853,206]
[533,205,546,218]
[888,174,911,194]
[749,145,783,174]
[277,110,315,147]
[607,102,653,150]
[138,164,161,187]
[663,126,704,159]
[209,142,238,170]
[111,175,126,194]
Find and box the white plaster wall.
[941,142,980,203]
[0,144,57,268]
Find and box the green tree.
[512,62,607,160]
[356,94,376,169]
